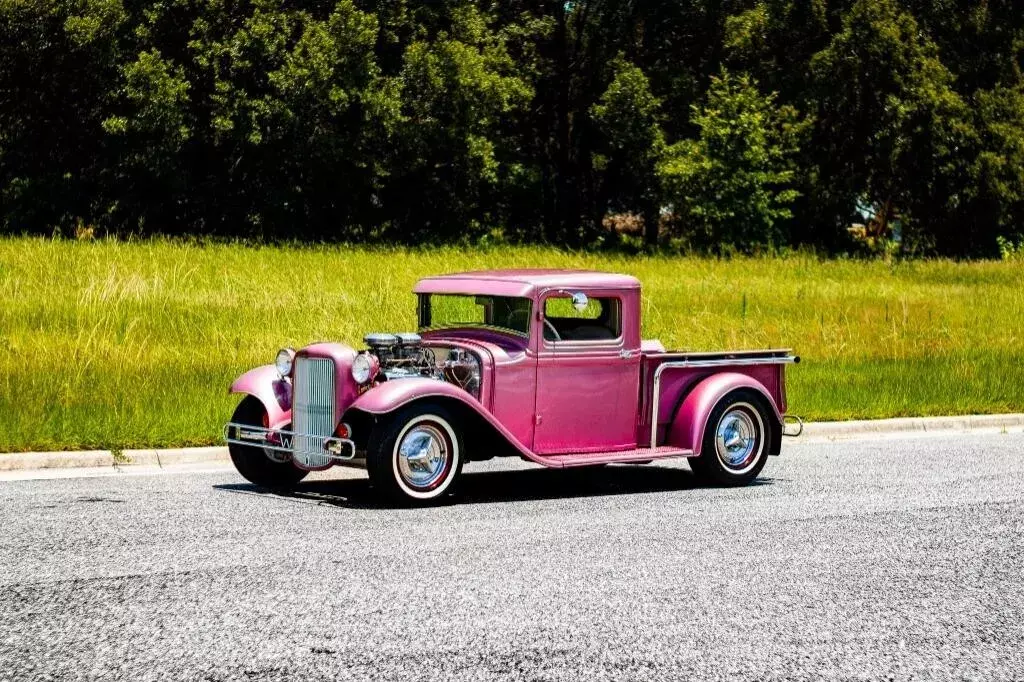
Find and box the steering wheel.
[505,309,529,330]
[543,319,561,341]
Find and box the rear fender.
[346,378,536,461]
[666,372,782,456]
[229,365,292,429]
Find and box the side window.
[543,296,621,342]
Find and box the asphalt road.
[1,432,1023,681]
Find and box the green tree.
[384,4,531,241]
[0,0,126,233]
[808,0,970,253]
[590,57,665,246]
[723,0,831,101]
[906,0,1024,93]
[956,86,1024,253]
[658,72,805,252]
[5,0,1024,256]
[103,0,390,237]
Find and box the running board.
[539,446,694,468]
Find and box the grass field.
[1,237,1022,452]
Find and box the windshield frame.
[417,293,533,338]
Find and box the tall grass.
[1,237,1022,451]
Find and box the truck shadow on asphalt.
[214,465,776,509]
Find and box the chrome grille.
[292,356,336,468]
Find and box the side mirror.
[571,292,589,312]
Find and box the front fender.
[348,378,480,415]
[346,378,539,461]
[667,372,782,455]
[229,365,292,429]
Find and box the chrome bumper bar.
[223,423,357,462]
[782,414,804,437]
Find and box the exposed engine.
[363,332,482,397]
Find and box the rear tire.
[366,402,464,505]
[228,396,308,489]
[689,389,773,487]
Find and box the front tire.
[689,390,772,487]
[228,396,308,489]
[366,402,464,504]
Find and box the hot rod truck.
[225,270,799,503]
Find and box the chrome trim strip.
[536,286,627,351]
[649,355,799,450]
[223,423,356,462]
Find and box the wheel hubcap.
[397,424,450,489]
[715,407,759,471]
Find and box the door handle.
[619,349,637,359]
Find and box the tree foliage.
[659,72,805,252]
[591,56,665,245]
[3,0,1024,256]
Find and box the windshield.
[418,294,532,337]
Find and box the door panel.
[533,350,640,454]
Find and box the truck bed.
[639,348,798,446]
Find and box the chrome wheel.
[371,408,463,504]
[714,403,763,474]
[396,422,452,491]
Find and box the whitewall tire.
[689,389,772,487]
[367,403,464,504]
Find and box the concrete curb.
[1,413,1023,473]
[0,450,117,471]
[0,446,229,472]
[121,446,229,468]
[800,413,1024,440]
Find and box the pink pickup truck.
[225,269,799,503]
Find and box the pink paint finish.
[666,372,784,455]
[422,328,529,354]
[637,353,790,446]
[545,445,693,467]
[226,268,798,471]
[485,354,537,449]
[415,269,640,299]
[346,377,541,462]
[534,350,639,453]
[420,330,536,442]
[348,376,480,414]
[229,365,292,429]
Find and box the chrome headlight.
[351,352,378,384]
[275,348,295,377]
